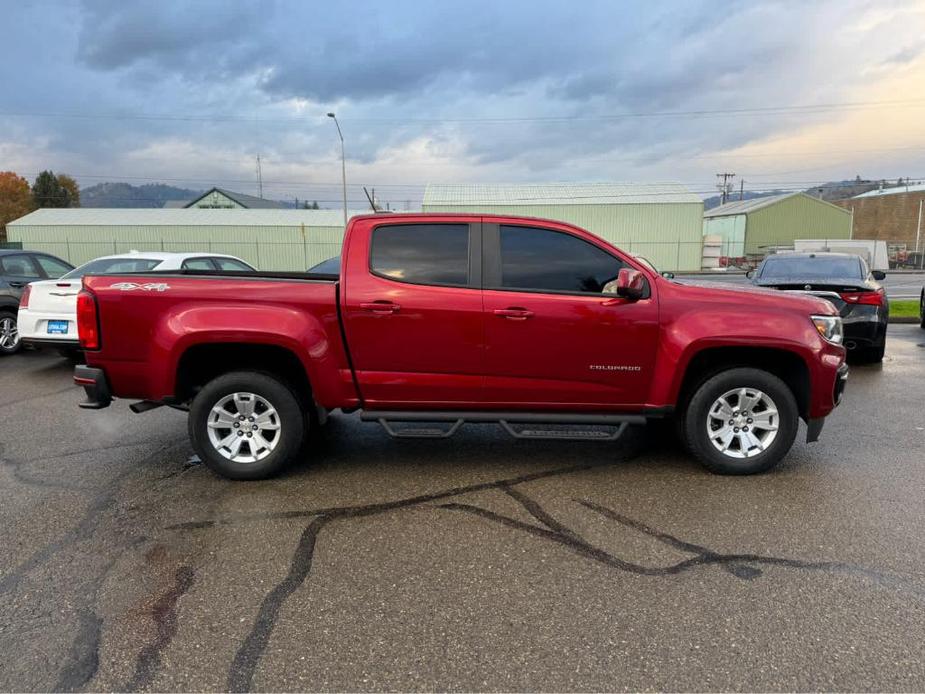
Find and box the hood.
[672,279,838,315]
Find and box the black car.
[0,249,74,355]
[749,252,888,363]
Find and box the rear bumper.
[23,337,80,349]
[74,365,112,409]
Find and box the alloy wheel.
[0,316,19,352]
[706,387,780,459]
[206,392,282,463]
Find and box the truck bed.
[82,271,356,407]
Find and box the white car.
[18,251,254,354]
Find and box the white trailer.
[793,239,889,271]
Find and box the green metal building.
[422,182,705,271]
[703,192,853,260]
[6,208,368,270]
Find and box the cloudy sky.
[1,0,924,207]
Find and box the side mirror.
[661,271,675,279]
[871,270,886,281]
[745,269,756,279]
[615,268,646,301]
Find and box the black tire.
[857,341,886,364]
[920,290,925,329]
[0,310,22,355]
[683,367,799,475]
[188,371,306,480]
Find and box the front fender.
[648,306,825,411]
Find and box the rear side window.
[498,225,625,294]
[370,224,469,286]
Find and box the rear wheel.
[0,311,21,355]
[683,368,798,475]
[920,289,924,329]
[189,371,305,480]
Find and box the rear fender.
[154,304,349,407]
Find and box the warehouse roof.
[8,208,369,227]
[423,182,701,206]
[184,187,289,209]
[853,182,925,198]
[704,192,850,218]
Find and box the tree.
[57,174,80,207]
[0,171,37,242]
[32,170,70,208]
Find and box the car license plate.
[47,320,69,335]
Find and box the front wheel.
[920,290,924,329]
[189,371,306,480]
[683,368,799,475]
[0,311,21,355]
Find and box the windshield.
[758,255,861,279]
[61,257,163,280]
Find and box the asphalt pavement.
[678,271,925,300]
[1,329,924,691]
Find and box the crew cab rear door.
[480,221,659,409]
[341,219,483,406]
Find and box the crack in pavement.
[122,565,196,692]
[205,462,925,692]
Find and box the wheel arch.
[675,345,811,421]
[174,342,314,410]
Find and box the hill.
[80,182,202,208]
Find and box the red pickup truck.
[74,214,848,479]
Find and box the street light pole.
[327,112,348,227]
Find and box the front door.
[341,220,484,407]
[481,223,659,409]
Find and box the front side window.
[0,255,40,278]
[498,225,625,294]
[370,224,469,286]
[182,258,215,271]
[35,255,73,279]
[213,257,253,271]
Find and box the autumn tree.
[0,171,36,242]
[32,170,70,208]
[57,174,80,207]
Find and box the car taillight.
[19,284,31,309]
[76,289,100,350]
[839,288,884,306]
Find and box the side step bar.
[361,410,646,441]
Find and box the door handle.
[493,308,534,320]
[360,301,401,314]
[9,281,26,288]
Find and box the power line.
[2,98,924,125]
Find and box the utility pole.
[256,154,263,199]
[716,173,736,205]
[739,178,744,201]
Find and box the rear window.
[758,256,862,279]
[62,258,162,280]
[370,224,469,286]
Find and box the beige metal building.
[703,192,853,261]
[6,208,368,270]
[422,182,704,271]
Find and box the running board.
[361,410,645,441]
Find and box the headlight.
[811,315,844,345]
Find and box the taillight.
[76,289,100,350]
[19,284,31,309]
[839,288,884,306]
